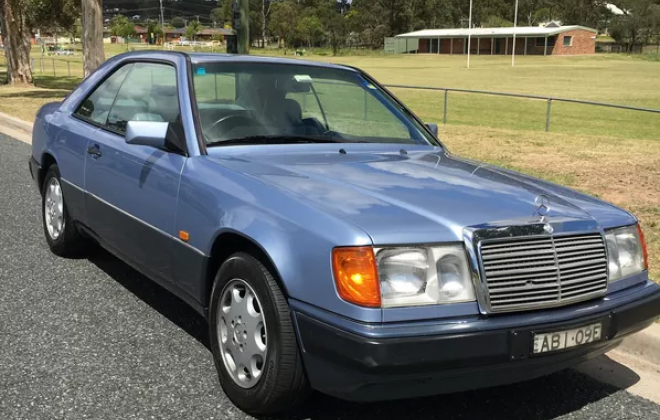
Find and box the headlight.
[375,246,475,308]
[605,225,648,282]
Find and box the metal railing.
[2,56,659,134]
[384,84,660,132]
[27,56,83,78]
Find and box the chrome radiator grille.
[480,233,608,313]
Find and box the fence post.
[40,57,44,73]
[545,99,552,132]
[443,89,449,124]
[52,59,56,76]
[67,60,71,77]
[30,58,34,71]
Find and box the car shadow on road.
[88,247,211,350]
[88,248,641,420]
[278,365,639,420]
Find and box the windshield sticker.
[196,68,206,75]
[294,75,313,83]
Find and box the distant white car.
[178,37,191,46]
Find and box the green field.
[1,49,659,280]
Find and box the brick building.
[393,25,597,56]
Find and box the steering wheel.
[206,114,259,141]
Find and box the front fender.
[174,156,382,323]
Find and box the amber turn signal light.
[332,247,381,307]
[638,224,649,270]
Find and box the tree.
[171,16,185,28]
[146,20,163,44]
[26,0,80,36]
[482,15,514,28]
[0,0,33,84]
[185,19,203,41]
[296,15,324,47]
[320,0,348,54]
[269,0,298,51]
[610,0,660,52]
[82,0,105,77]
[110,14,137,50]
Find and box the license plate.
[532,323,602,354]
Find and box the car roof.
[187,52,357,72]
[109,50,358,73]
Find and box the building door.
[495,38,502,54]
[430,39,439,54]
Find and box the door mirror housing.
[125,121,169,149]
[426,123,439,138]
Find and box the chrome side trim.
[77,183,208,258]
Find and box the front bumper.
[293,280,660,402]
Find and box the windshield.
[192,62,437,146]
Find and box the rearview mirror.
[426,123,439,138]
[125,121,169,149]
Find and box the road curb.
[0,111,33,133]
[0,112,32,144]
[614,323,660,367]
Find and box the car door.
[84,61,186,282]
[64,64,134,226]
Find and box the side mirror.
[426,123,439,138]
[125,121,169,149]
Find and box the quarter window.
[74,64,132,125]
[106,63,180,134]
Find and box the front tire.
[41,164,90,257]
[209,252,310,415]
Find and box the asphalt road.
[1,132,660,420]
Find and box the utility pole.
[467,0,473,68]
[512,0,519,67]
[159,0,165,27]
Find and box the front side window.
[106,62,180,133]
[74,64,133,125]
[192,62,437,146]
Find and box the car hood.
[209,146,635,244]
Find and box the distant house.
[102,26,232,45]
[393,25,598,56]
[163,27,232,43]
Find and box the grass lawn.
[0,50,658,280]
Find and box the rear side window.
[74,64,132,125]
[106,63,179,134]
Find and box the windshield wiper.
[207,135,357,147]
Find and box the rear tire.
[42,164,90,257]
[209,252,310,415]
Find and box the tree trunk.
[82,0,105,77]
[262,0,266,47]
[0,0,34,85]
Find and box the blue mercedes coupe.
[29,51,660,414]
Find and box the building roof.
[396,25,597,39]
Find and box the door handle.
[87,145,102,158]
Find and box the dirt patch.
[442,124,660,281]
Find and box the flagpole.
[512,0,519,66]
[467,0,473,68]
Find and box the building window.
[535,37,556,47]
[563,36,573,47]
